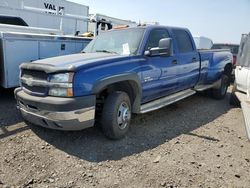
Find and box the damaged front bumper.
[15,88,96,131]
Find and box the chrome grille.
[21,69,48,81]
[21,69,48,96]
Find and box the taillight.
[233,56,236,65]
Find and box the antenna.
[138,20,141,26]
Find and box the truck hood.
[20,52,125,73]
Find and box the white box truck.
[0,30,91,89]
[0,14,92,89]
[0,0,138,36]
[0,0,89,35]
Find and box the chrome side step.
[140,89,196,114]
[235,91,250,141]
[194,84,214,91]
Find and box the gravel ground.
[0,88,250,188]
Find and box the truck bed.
[198,49,232,85]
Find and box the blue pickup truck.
[15,25,233,139]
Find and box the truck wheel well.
[96,81,141,113]
[224,63,232,77]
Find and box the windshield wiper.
[95,50,118,54]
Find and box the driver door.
[141,29,178,103]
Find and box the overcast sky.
[70,0,250,44]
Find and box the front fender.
[92,73,141,94]
[92,73,142,113]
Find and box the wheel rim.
[117,102,131,130]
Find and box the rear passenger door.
[171,29,200,91]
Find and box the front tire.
[101,91,132,140]
[211,74,229,100]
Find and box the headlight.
[50,73,73,83]
[49,73,74,97]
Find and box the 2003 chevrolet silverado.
[15,25,233,139]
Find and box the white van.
[230,33,250,140]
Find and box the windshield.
[83,28,145,55]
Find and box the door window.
[146,29,170,50]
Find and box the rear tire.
[211,74,229,100]
[101,91,132,140]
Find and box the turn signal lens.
[49,88,73,97]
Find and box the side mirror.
[144,38,173,57]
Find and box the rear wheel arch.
[224,63,233,78]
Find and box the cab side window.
[172,29,194,53]
[146,29,169,50]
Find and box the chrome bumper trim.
[18,103,95,131]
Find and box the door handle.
[192,58,197,62]
[172,60,177,64]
